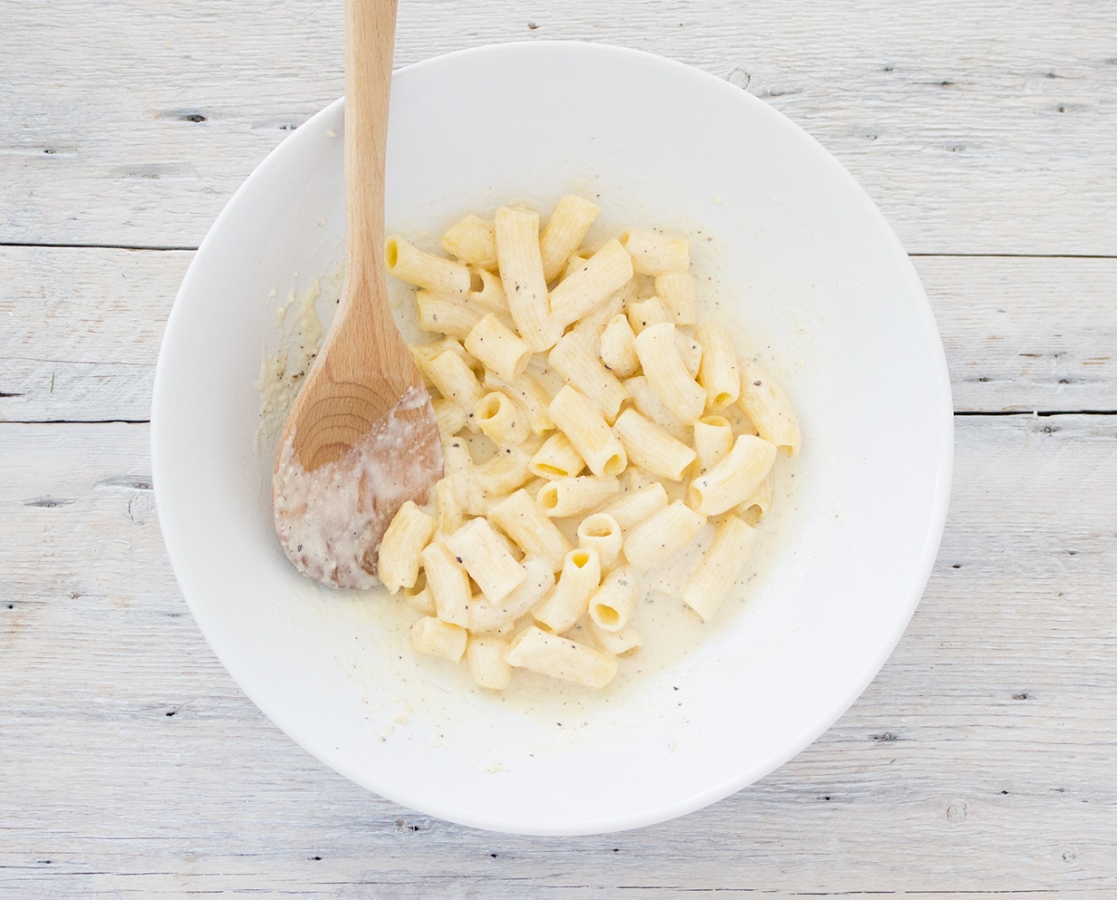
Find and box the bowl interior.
[152,42,953,835]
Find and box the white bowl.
[152,42,953,835]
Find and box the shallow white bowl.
[152,42,953,835]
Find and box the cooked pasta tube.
[539,195,600,282]
[548,386,627,477]
[420,542,472,628]
[687,433,777,516]
[474,391,530,446]
[500,556,556,620]
[737,360,801,455]
[404,573,436,616]
[528,431,586,479]
[600,482,669,530]
[735,467,775,524]
[411,336,474,379]
[692,415,734,475]
[626,296,671,335]
[410,616,468,662]
[675,330,703,380]
[468,268,510,313]
[506,625,618,689]
[682,514,758,622]
[654,271,699,324]
[464,314,533,382]
[633,323,708,423]
[613,408,697,482]
[441,439,487,517]
[577,513,623,571]
[598,314,640,378]
[695,323,740,410]
[432,397,468,441]
[570,281,634,343]
[488,489,572,573]
[477,442,536,499]
[445,518,526,604]
[416,291,483,340]
[547,333,629,423]
[620,229,690,276]
[494,206,562,351]
[549,239,634,330]
[482,369,554,435]
[622,500,706,571]
[532,548,602,634]
[537,475,620,518]
[378,500,435,594]
[587,618,644,657]
[441,214,498,271]
[624,374,689,441]
[433,479,463,538]
[426,351,484,424]
[466,635,512,689]
[588,566,640,632]
[386,235,471,294]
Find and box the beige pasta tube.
[588,566,640,632]
[548,386,627,477]
[737,360,801,456]
[411,336,473,378]
[416,291,483,340]
[692,415,734,475]
[598,314,640,378]
[623,500,707,571]
[528,431,586,479]
[547,334,629,423]
[464,314,532,382]
[404,572,436,616]
[655,271,699,325]
[601,482,669,530]
[626,296,671,335]
[488,489,572,573]
[378,500,435,594]
[477,442,536,498]
[445,518,526,604]
[633,323,708,423]
[613,408,697,482]
[483,369,555,435]
[736,467,775,525]
[469,268,509,313]
[682,514,758,622]
[409,616,467,662]
[578,513,623,572]
[441,214,498,271]
[537,475,620,518]
[532,548,602,634]
[624,375,689,441]
[500,556,556,621]
[441,439,487,516]
[539,195,600,282]
[675,330,703,380]
[570,281,633,343]
[687,434,777,516]
[494,206,562,351]
[432,397,467,441]
[386,235,471,294]
[620,230,690,276]
[549,239,634,330]
[587,619,644,657]
[506,626,618,689]
[426,351,484,423]
[420,542,472,627]
[475,392,530,446]
[466,635,512,689]
[695,323,740,410]
[433,478,463,538]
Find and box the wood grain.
[2,416,1115,895]
[2,0,1116,253]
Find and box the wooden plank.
[2,0,1116,254]
[2,415,1115,895]
[4,248,1115,422]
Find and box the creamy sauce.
[272,386,441,590]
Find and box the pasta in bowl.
[151,42,953,834]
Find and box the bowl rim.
[152,39,954,835]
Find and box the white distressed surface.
[3,0,1117,896]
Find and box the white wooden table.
[3,1,1116,895]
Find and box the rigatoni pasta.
[372,194,799,691]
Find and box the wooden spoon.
[271,0,442,590]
